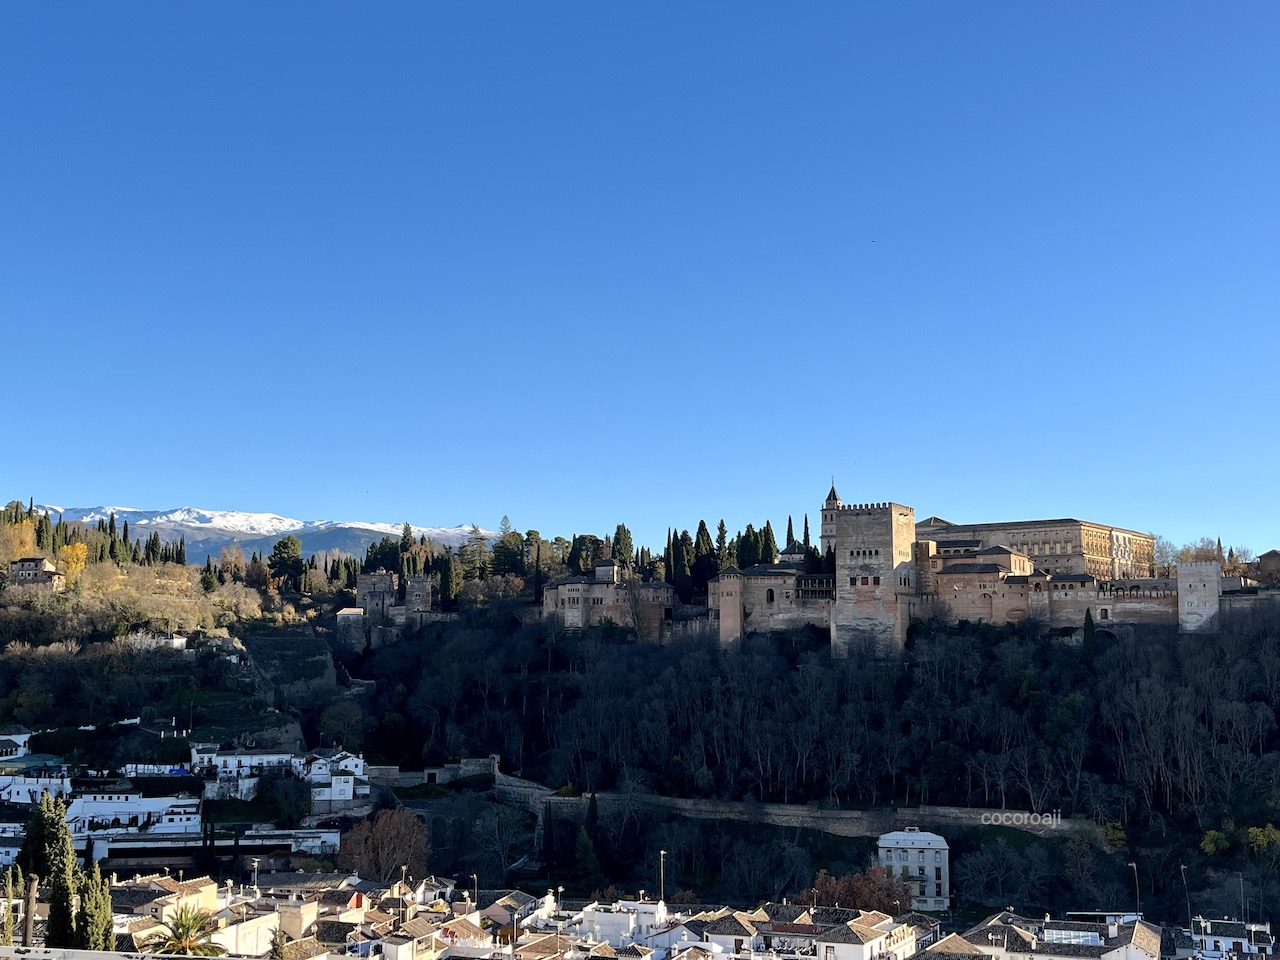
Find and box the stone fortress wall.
[710,484,1274,653]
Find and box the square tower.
[829,500,918,655]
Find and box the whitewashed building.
[878,827,950,911]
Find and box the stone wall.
[1178,561,1222,631]
[532,792,1098,842]
[830,502,917,655]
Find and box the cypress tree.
[786,516,794,547]
[42,795,78,947]
[803,514,811,550]
[1,867,14,946]
[613,524,633,572]
[1082,608,1098,663]
[74,861,112,950]
[542,799,556,868]
[761,521,779,563]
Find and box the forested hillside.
[336,601,1280,923]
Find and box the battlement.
[838,501,906,513]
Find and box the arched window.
[766,588,775,603]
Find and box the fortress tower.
[828,496,918,655]
[1177,561,1222,631]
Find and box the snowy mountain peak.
[31,504,499,564]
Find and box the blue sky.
[2,3,1277,555]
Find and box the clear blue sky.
[2,3,1277,555]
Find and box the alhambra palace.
[542,485,1277,653]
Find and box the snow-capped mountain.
[34,504,498,564]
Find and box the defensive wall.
[489,770,1100,844]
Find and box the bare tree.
[477,803,531,882]
[337,809,429,884]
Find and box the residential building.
[6,557,65,591]
[878,828,949,911]
[960,911,1162,960]
[1192,917,1276,958]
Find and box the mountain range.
[34,504,498,565]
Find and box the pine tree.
[270,927,288,960]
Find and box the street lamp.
[252,857,260,891]
[401,865,409,926]
[659,850,667,903]
[1127,862,1140,916]
[472,874,479,910]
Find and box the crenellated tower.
[826,494,918,656]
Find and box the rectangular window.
[873,576,880,585]
[935,867,942,880]
[861,577,869,585]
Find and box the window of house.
[766,589,775,603]
[873,577,880,585]
[861,577,869,585]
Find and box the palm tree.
[148,905,227,956]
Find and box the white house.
[816,913,916,960]
[1192,918,1276,959]
[66,791,202,834]
[878,827,950,911]
[960,912,1163,960]
[0,774,72,804]
[581,899,671,948]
